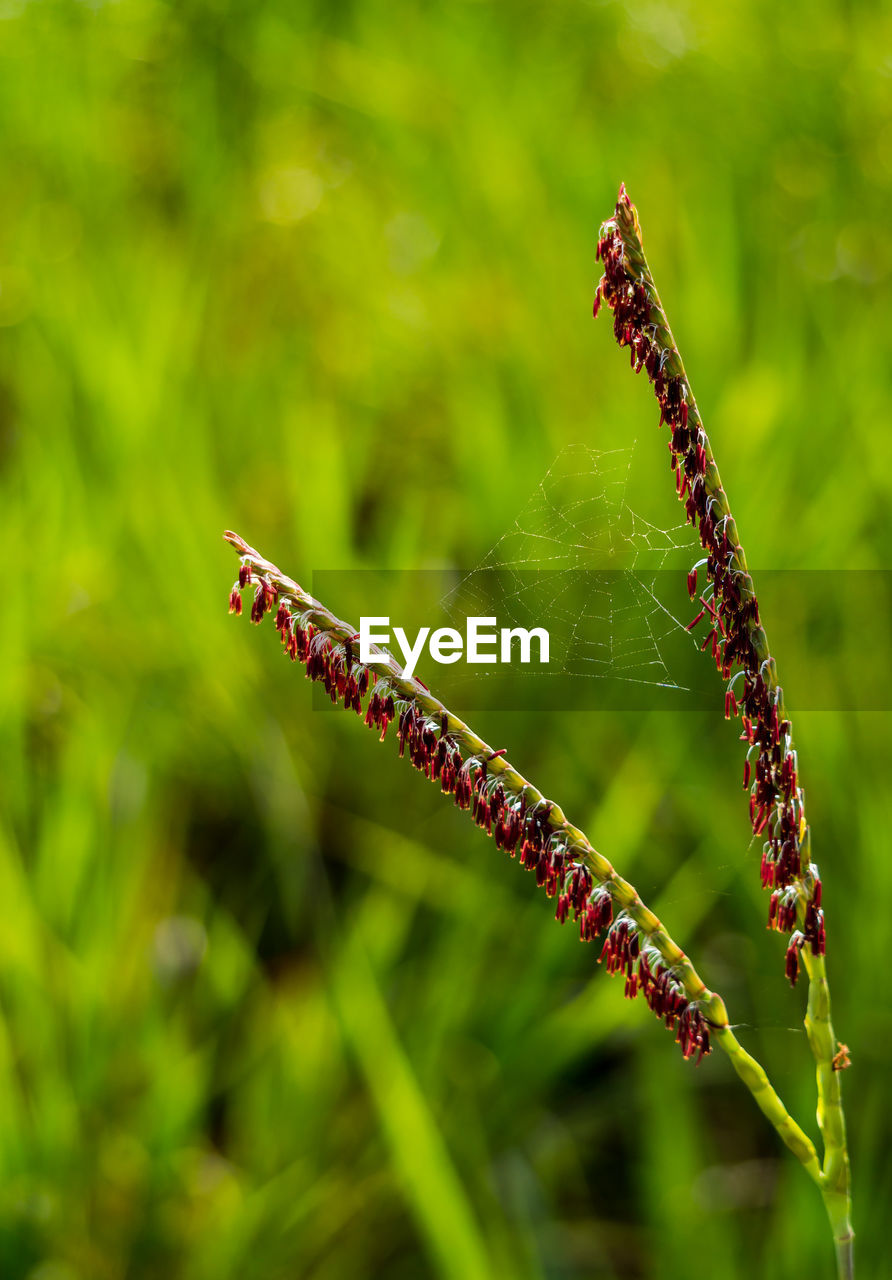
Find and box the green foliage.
[0,1,889,1276]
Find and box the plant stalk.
[600,188,852,1275]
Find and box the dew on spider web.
[443,444,699,690]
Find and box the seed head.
[594,186,825,969]
[225,530,715,1064]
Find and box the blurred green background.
[1,1,890,1277]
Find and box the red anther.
[785,935,803,986]
[815,913,826,955]
[760,848,775,889]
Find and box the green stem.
[832,1218,855,1280]
[715,1024,822,1181]
[806,948,853,1277]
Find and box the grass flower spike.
[594,184,852,1277]
[595,185,820,959]
[224,530,718,1061]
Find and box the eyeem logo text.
[359,617,550,680]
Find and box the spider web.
[443,444,698,690]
